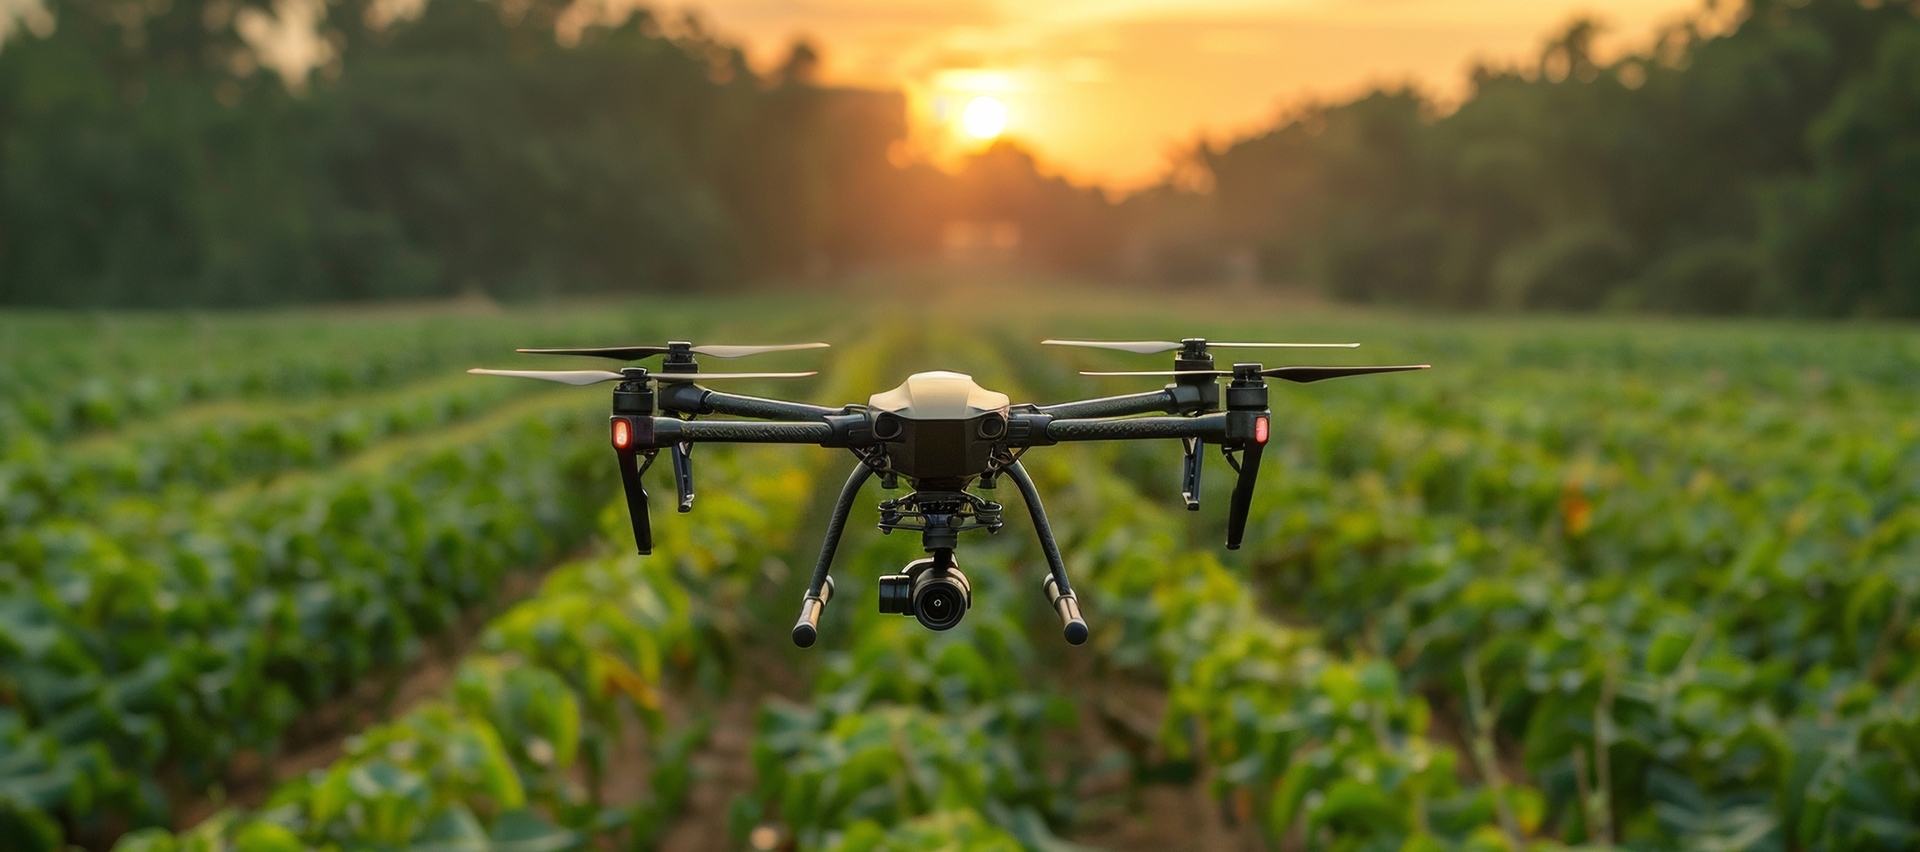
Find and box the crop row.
[0,393,613,849]
[101,441,824,852]
[1023,320,1920,850]
[0,307,678,447]
[737,518,1090,852]
[1234,363,1920,849]
[46,313,1916,852]
[709,330,1453,851]
[0,373,547,533]
[1031,449,1505,851]
[89,324,872,852]
[734,330,1298,851]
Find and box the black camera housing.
[877,554,972,631]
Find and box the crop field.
[2,292,1918,852]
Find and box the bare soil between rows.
[148,559,561,841]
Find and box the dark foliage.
[0,0,959,305]
[1136,0,1920,316]
[5,0,1919,314]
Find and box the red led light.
[612,418,631,449]
[1254,417,1269,444]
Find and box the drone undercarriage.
[470,338,1429,648]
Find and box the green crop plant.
[7,304,1916,851]
[0,373,545,531]
[1014,316,1920,851]
[0,401,614,846]
[1215,323,1920,849]
[819,809,1028,852]
[737,328,1097,852]
[107,440,827,852]
[0,309,674,448]
[96,320,875,852]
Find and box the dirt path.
[1056,657,1265,852]
[652,642,814,852]
[653,694,759,852]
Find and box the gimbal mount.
[469,338,1428,648]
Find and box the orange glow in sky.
[684,0,1706,190]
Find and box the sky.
[682,0,1708,190]
[0,0,1713,189]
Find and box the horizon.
[688,0,1709,190]
[0,0,1712,190]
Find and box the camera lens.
[911,567,971,631]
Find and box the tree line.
[1129,0,1920,316]
[0,0,950,305]
[1,0,1917,315]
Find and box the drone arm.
[649,419,835,445]
[1044,405,1270,550]
[1005,461,1088,645]
[1045,413,1229,443]
[658,384,841,421]
[793,461,875,648]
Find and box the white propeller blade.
[469,368,817,384]
[467,368,624,385]
[691,343,831,358]
[1208,342,1361,348]
[1081,365,1429,383]
[1043,339,1359,354]
[652,372,818,381]
[1043,340,1184,354]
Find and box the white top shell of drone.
[868,371,1011,420]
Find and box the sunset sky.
[684,0,1708,190]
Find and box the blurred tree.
[5,0,1920,313]
[1761,25,1920,316]
[1132,0,1920,316]
[0,0,916,305]
[950,140,1121,274]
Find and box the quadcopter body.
[470,338,1427,647]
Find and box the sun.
[960,96,1007,139]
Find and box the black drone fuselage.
[473,338,1425,647]
[601,342,1280,649]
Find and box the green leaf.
[489,808,583,852]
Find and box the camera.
[878,554,972,631]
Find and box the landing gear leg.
[1005,461,1088,645]
[792,461,874,647]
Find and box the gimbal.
[470,339,1427,647]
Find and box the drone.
[469,339,1427,647]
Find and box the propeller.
[467,369,817,384]
[1081,365,1430,383]
[1043,339,1358,354]
[516,342,829,360]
